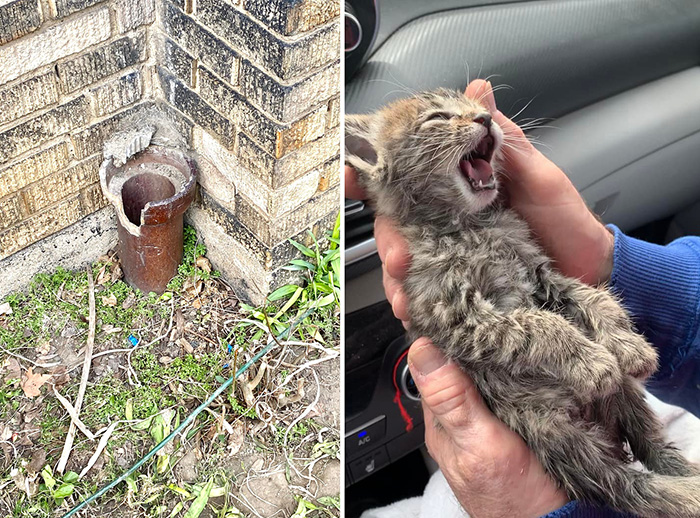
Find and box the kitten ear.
[345,114,379,180]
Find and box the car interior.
[343,0,700,515]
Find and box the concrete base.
[0,207,117,300]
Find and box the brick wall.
[0,0,155,262]
[0,0,340,303]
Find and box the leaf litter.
[0,224,340,517]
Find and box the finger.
[492,109,542,175]
[382,263,400,304]
[374,217,411,280]
[391,287,410,322]
[408,339,495,436]
[464,79,497,113]
[381,266,410,321]
[422,404,449,465]
[344,165,367,200]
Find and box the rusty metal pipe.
[100,146,197,294]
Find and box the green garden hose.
[61,308,314,518]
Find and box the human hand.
[408,338,569,518]
[344,79,615,324]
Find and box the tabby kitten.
[346,89,700,517]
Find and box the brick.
[115,0,155,33]
[275,106,326,158]
[163,38,195,87]
[71,102,144,159]
[0,7,111,87]
[237,126,339,188]
[0,72,59,127]
[197,65,237,115]
[235,185,338,245]
[0,142,70,198]
[0,194,23,230]
[240,59,339,122]
[163,1,239,85]
[244,0,339,36]
[198,65,325,157]
[195,127,319,217]
[0,193,83,259]
[22,155,100,213]
[50,0,101,18]
[0,0,42,45]
[57,32,147,93]
[80,181,109,213]
[318,156,340,191]
[159,67,235,148]
[196,0,339,80]
[91,71,143,117]
[326,96,339,128]
[0,96,90,165]
[196,153,236,209]
[198,190,336,275]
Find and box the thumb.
[407,338,495,437]
[464,79,497,113]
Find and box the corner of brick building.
[0,0,341,304]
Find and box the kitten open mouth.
[459,135,495,191]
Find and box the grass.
[232,214,341,346]
[0,222,340,518]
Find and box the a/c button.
[345,416,386,458]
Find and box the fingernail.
[410,342,447,377]
[385,247,393,266]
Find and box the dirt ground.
[0,233,340,518]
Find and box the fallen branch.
[57,266,96,474]
[0,344,60,369]
[52,386,95,441]
[79,422,118,480]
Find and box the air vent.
[345,198,375,250]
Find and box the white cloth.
[360,470,467,518]
[360,391,700,518]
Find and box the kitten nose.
[474,113,492,128]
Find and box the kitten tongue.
[459,158,493,183]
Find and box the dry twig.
[57,265,97,473]
[52,386,95,440]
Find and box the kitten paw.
[605,332,659,380]
[570,350,623,399]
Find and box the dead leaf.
[0,424,12,442]
[36,340,51,356]
[111,263,123,283]
[101,324,123,334]
[27,449,46,473]
[2,358,21,381]
[191,298,202,310]
[175,308,184,338]
[20,368,52,398]
[101,293,117,307]
[196,256,212,274]
[177,337,194,354]
[0,302,12,316]
[96,267,111,285]
[227,421,245,455]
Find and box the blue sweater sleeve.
[607,225,700,415]
[541,227,700,518]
